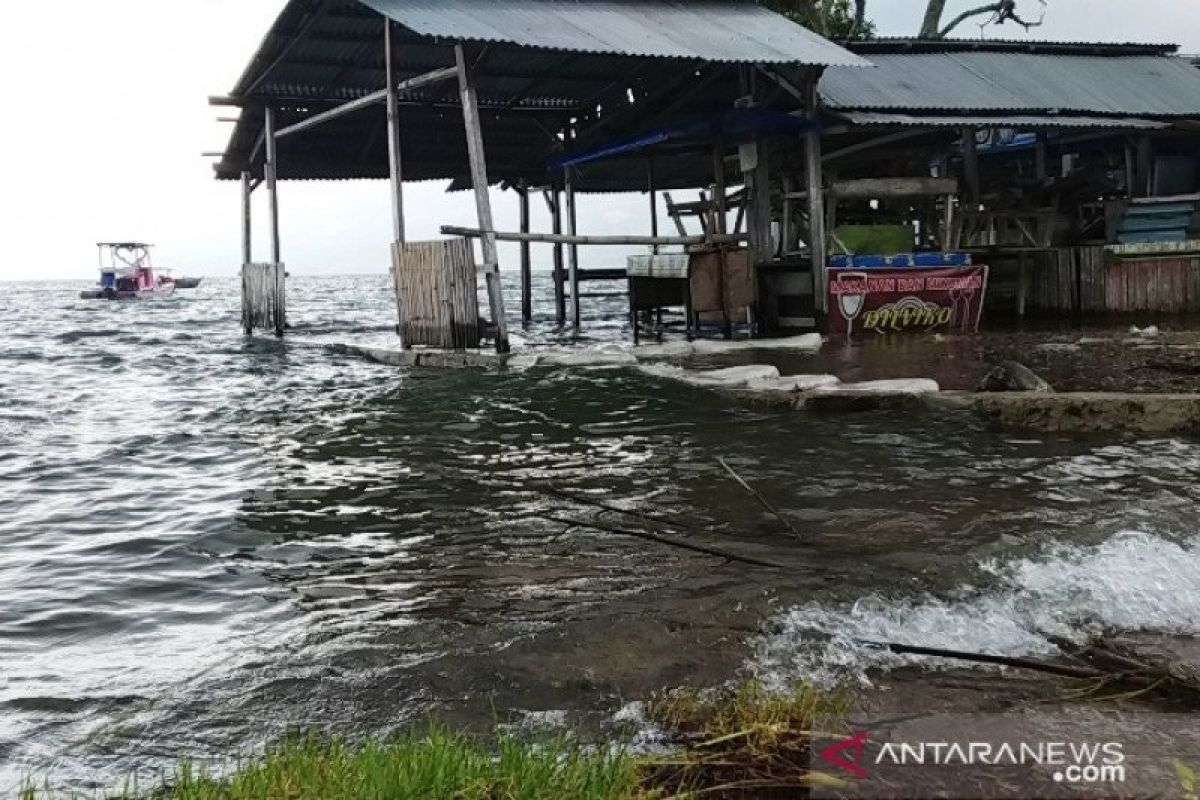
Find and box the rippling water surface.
[2,274,1199,792]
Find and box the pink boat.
[80,243,176,300]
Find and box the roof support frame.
[274,65,458,139]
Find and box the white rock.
[688,365,781,386]
[814,378,940,395]
[1129,325,1161,338]
[535,350,639,367]
[639,363,781,387]
[747,374,841,392]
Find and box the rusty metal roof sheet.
[821,53,1200,117]
[358,0,870,66]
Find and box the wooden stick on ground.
[718,458,801,539]
[537,513,784,570]
[857,640,1103,680]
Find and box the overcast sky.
[1,0,1198,281]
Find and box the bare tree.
[919,0,1047,39]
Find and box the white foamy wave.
[751,531,1200,687]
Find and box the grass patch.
[21,681,847,800]
[642,680,851,798]
[21,727,647,800]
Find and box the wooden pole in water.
[804,75,828,316]
[264,106,284,337]
[455,43,510,353]
[565,167,581,329]
[519,184,532,325]
[384,21,405,245]
[549,188,566,326]
[240,171,253,335]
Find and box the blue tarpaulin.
[548,109,818,170]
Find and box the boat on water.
[80,243,176,300]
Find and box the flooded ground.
[2,274,1198,793]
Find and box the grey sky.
[2,1,1197,281]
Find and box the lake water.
[3,274,1199,793]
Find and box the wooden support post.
[962,127,980,205]
[713,142,732,337]
[264,106,284,337]
[550,189,566,325]
[240,171,253,335]
[455,43,509,353]
[647,157,659,255]
[804,78,827,315]
[519,185,532,325]
[565,167,580,329]
[384,21,405,245]
[1136,136,1153,198]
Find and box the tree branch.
[938,2,1005,37]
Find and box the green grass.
[21,681,846,800]
[21,727,649,800]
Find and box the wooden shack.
[210,0,870,348]
[815,39,1200,318]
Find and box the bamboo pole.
[439,226,745,247]
[455,43,510,354]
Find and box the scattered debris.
[718,457,801,539]
[976,360,1054,393]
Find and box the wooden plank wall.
[242,262,285,335]
[393,238,481,349]
[1023,247,1200,314]
[1105,256,1200,313]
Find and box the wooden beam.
[831,177,960,198]
[440,225,745,246]
[823,129,935,163]
[456,43,510,354]
[384,22,405,245]
[274,66,458,140]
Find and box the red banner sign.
[827,266,990,336]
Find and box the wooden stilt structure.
[455,44,510,353]
[239,106,286,338]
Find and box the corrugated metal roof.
[850,38,1179,56]
[835,111,1169,130]
[822,53,1200,117]
[357,0,871,66]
